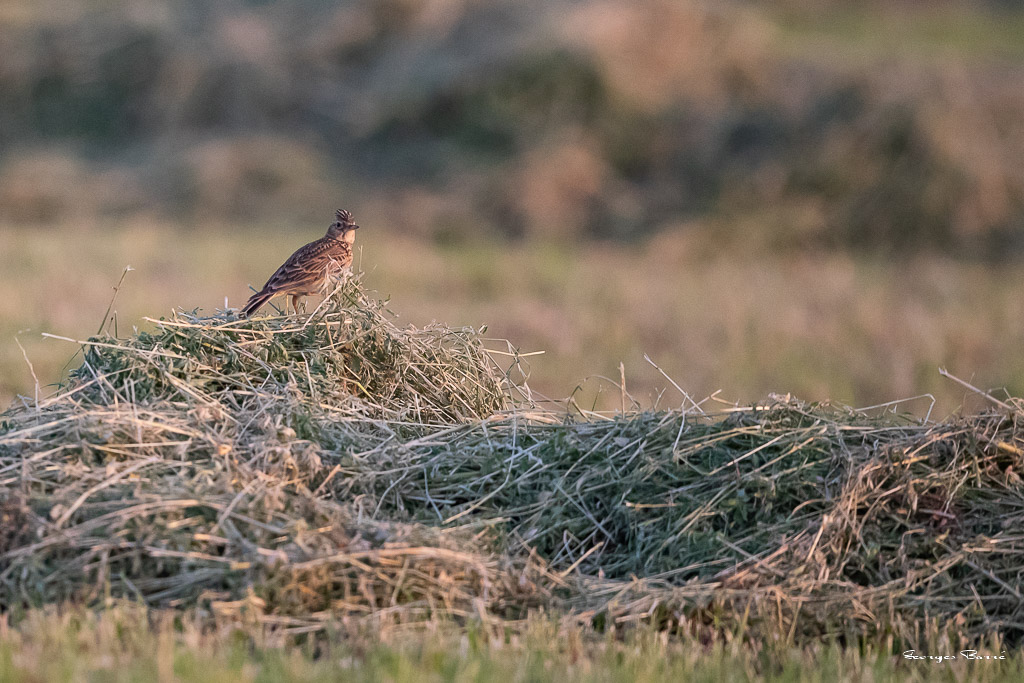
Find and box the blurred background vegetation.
[3,0,1024,414]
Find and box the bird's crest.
[335,209,354,225]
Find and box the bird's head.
[326,208,360,243]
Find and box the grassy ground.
[3,221,1024,416]
[0,607,1019,683]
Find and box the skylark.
[242,209,360,316]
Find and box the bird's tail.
[241,289,274,317]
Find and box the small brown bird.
[242,209,360,316]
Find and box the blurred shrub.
[0,150,148,223]
[379,50,608,157]
[178,136,334,222]
[0,152,91,223]
[1,0,1024,255]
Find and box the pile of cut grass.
[68,278,509,425]
[335,403,1024,644]
[3,280,1024,648]
[0,282,546,627]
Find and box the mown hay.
[3,281,1024,645]
[68,279,508,424]
[332,404,1024,642]
[0,282,546,627]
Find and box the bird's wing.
[258,240,352,294]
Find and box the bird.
[241,209,360,316]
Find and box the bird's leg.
[291,295,300,315]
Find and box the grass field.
[3,221,1024,416]
[0,607,1020,683]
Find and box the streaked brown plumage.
[242,209,360,316]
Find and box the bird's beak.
[353,224,361,230]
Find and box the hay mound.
[0,282,546,625]
[335,404,1024,643]
[0,464,546,624]
[4,283,1024,645]
[68,279,508,424]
